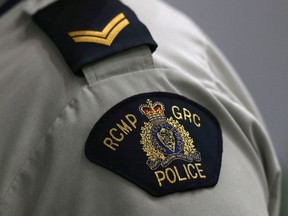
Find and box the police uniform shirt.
[0,0,281,216]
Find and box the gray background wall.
[164,0,287,214]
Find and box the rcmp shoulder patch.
[85,92,223,196]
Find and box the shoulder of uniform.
[32,0,157,76]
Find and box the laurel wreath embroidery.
[166,117,196,155]
[140,117,196,164]
[140,122,166,162]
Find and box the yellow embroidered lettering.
[187,163,198,179]
[174,166,188,181]
[171,106,201,127]
[103,137,119,151]
[183,108,192,123]
[183,164,191,180]
[109,128,124,142]
[154,170,165,187]
[172,105,182,120]
[193,114,201,127]
[154,163,206,187]
[125,114,137,129]
[195,163,206,178]
[103,114,138,151]
[165,168,177,184]
[117,119,132,135]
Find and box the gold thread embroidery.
[154,163,206,187]
[68,13,125,38]
[139,99,202,171]
[68,13,129,46]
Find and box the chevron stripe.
[68,13,129,46]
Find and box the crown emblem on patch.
[139,99,166,123]
[139,99,202,170]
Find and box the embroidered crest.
[85,92,223,196]
[139,99,201,170]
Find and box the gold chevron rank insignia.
[33,0,157,75]
[68,13,129,46]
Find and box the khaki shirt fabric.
[0,0,281,215]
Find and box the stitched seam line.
[0,85,88,206]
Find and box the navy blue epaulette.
[33,0,158,76]
[0,0,23,17]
